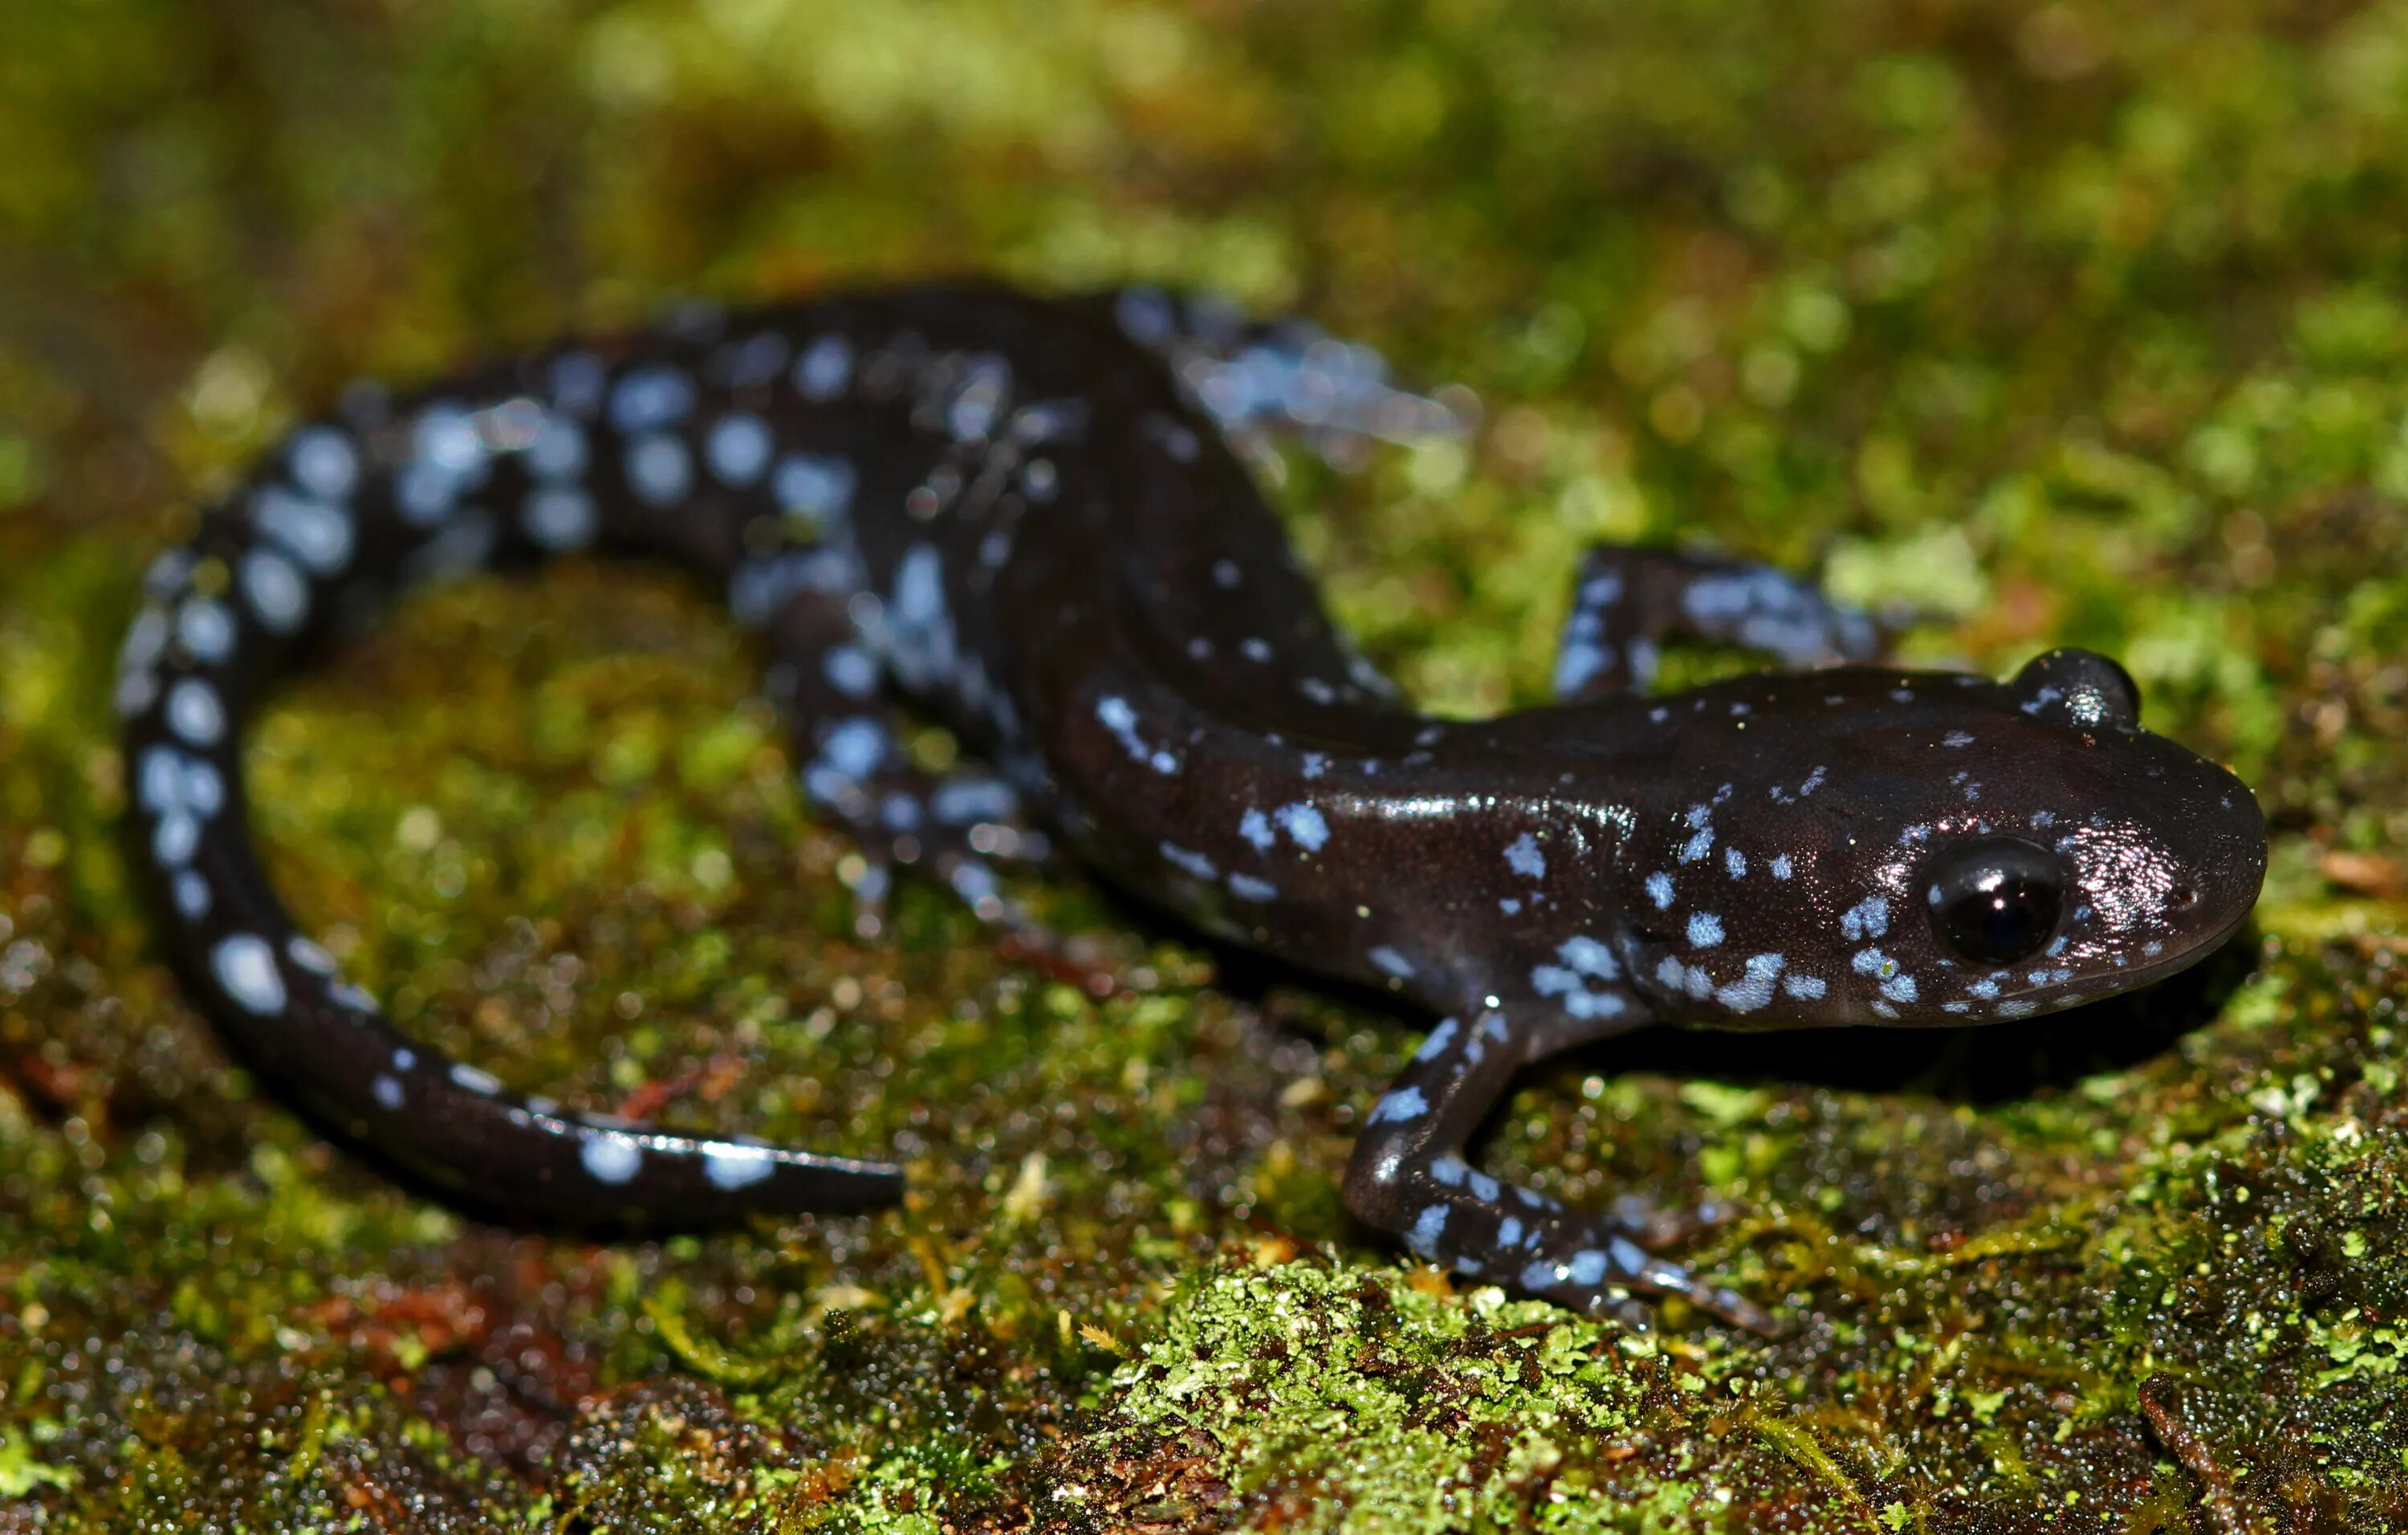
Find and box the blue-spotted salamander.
[118,283,2266,1329]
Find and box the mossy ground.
[3,0,2406,1529]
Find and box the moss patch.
[2,0,2406,1528]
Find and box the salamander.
[117,283,2268,1329]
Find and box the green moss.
[3,0,2407,1526]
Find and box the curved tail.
[116,311,907,1222]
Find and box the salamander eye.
[1922,837,2064,965]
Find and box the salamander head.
[1610,649,2264,1028]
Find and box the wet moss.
[3,0,2406,1527]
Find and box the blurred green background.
[2,0,2406,1529]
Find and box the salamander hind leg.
[757,574,1054,943]
[1553,546,1881,702]
[1092,287,1467,451]
[1343,1008,1776,1332]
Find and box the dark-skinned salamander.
[116,283,2268,1329]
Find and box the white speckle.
[796,336,853,400]
[1096,694,1181,776]
[1212,559,1241,588]
[175,597,235,663]
[289,428,359,500]
[580,1134,644,1185]
[396,461,456,526]
[608,365,695,433]
[372,1074,405,1112]
[704,1146,778,1190]
[240,548,310,633]
[1687,912,1725,948]
[1800,765,1827,796]
[211,934,286,1016]
[286,936,337,975]
[625,434,691,506]
[1645,872,1675,909]
[1839,896,1890,940]
[1274,803,1328,852]
[1369,946,1416,980]
[1943,730,1975,747]
[1503,833,1546,880]
[820,718,888,780]
[1369,1086,1428,1125]
[1160,842,1217,882]
[412,402,486,476]
[1414,1018,1458,1063]
[1022,458,1058,501]
[824,645,879,698]
[449,1062,504,1095]
[523,486,597,550]
[166,678,225,747]
[1714,952,1786,1013]
[1769,854,1794,880]
[254,487,354,575]
[774,454,856,523]
[1409,1204,1449,1255]
[173,870,209,919]
[527,419,588,478]
[707,414,773,486]
[1228,873,1278,902]
[1239,808,1275,852]
[153,812,197,866]
[1240,637,1273,663]
[1560,936,1616,978]
[1724,846,1747,879]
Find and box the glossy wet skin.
[116,282,2268,1329]
[1454,658,2268,1032]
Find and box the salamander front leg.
[1343,1008,1775,1332]
[1553,546,1881,702]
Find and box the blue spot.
[1275,803,1328,851]
[1645,872,1675,909]
[1369,1087,1427,1125]
[1227,873,1278,902]
[1839,896,1890,940]
[1725,846,1747,878]
[819,718,886,779]
[1503,833,1546,879]
[1413,1019,1458,1063]
[1160,842,1217,882]
[1429,1154,1468,1187]
[1239,808,1275,852]
[1409,1205,1449,1256]
[1559,935,1616,978]
[1687,912,1725,948]
[1368,946,1416,980]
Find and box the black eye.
[1922,837,2065,965]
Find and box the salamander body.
[118,283,2267,1327]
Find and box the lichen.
[2,0,2406,1528]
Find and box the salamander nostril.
[2170,883,2200,911]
